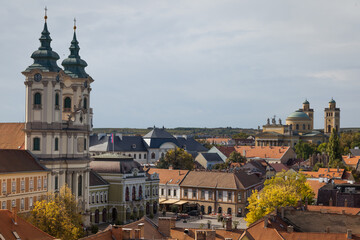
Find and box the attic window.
[132,144,136,149]
[169,179,173,183]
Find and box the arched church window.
[151,153,155,159]
[83,97,87,110]
[132,186,136,201]
[55,93,59,109]
[78,175,82,197]
[34,93,41,107]
[64,97,71,111]
[33,137,40,151]
[55,137,59,151]
[125,187,129,201]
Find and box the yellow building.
[256,100,330,148]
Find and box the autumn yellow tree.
[28,185,83,240]
[245,170,314,226]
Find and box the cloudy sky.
[1,0,359,129]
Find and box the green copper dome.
[25,21,61,72]
[287,110,310,120]
[329,98,336,104]
[303,99,309,104]
[61,31,88,78]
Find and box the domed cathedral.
[285,99,314,134]
[324,98,340,134]
[22,11,93,222]
[255,100,327,148]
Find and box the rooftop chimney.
[325,226,330,233]
[122,228,132,240]
[138,223,144,238]
[347,229,352,239]
[329,197,333,206]
[225,217,232,231]
[134,229,141,239]
[264,216,269,228]
[287,225,294,233]
[158,217,176,237]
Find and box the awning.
[174,200,188,205]
[161,199,179,204]
[159,198,167,204]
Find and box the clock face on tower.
[34,73,42,82]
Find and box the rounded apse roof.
[286,110,311,120]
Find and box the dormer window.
[132,144,136,149]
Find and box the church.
[255,99,340,147]
[22,11,93,220]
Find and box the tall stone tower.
[324,98,340,134]
[302,99,314,130]
[22,12,93,221]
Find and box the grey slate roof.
[89,170,109,186]
[200,153,223,162]
[350,149,360,156]
[89,134,147,152]
[143,128,175,139]
[176,137,208,152]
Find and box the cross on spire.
[44,6,48,22]
[73,18,77,31]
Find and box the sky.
[0,0,360,129]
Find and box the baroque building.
[255,100,332,147]
[22,12,93,219]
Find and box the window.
[228,192,232,201]
[132,186,136,201]
[144,154,146,159]
[54,176,58,190]
[84,138,87,151]
[302,124,305,130]
[134,154,136,159]
[11,181,16,192]
[54,138,59,151]
[2,201,5,209]
[218,191,223,200]
[296,124,299,130]
[38,178,42,189]
[83,97,87,109]
[21,180,24,191]
[43,178,47,189]
[105,193,107,202]
[173,189,177,197]
[168,189,171,196]
[192,189,197,199]
[201,190,205,199]
[96,194,99,203]
[161,188,164,196]
[64,97,71,111]
[55,93,59,109]
[101,193,103,203]
[34,92,41,107]
[30,179,34,190]
[151,152,155,159]
[78,175,82,197]
[238,193,242,202]
[209,191,213,200]
[184,189,188,197]
[2,182,6,194]
[308,124,311,130]
[21,198,24,210]
[33,137,40,151]
[92,194,95,204]
[125,187,129,201]
[139,186,142,199]
[11,200,15,207]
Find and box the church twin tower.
[22,12,93,215]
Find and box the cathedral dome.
[286,110,310,120]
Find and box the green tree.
[317,142,328,154]
[327,128,342,168]
[245,171,314,226]
[156,147,194,170]
[212,162,228,170]
[28,185,83,240]
[232,132,249,139]
[226,151,247,164]
[294,140,317,160]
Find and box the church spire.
[62,18,88,78]
[24,7,61,72]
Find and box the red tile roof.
[234,146,290,160]
[270,163,289,172]
[147,168,189,185]
[0,209,55,239]
[0,123,25,149]
[302,168,345,179]
[217,146,236,157]
[342,155,360,166]
[306,179,327,199]
[307,205,360,215]
[171,228,244,240]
